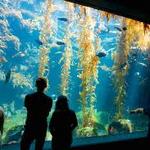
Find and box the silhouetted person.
[0,106,4,136]
[130,107,150,138]
[20,77,52,150]
[49,95,78,150]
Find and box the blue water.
[0,0,150,145]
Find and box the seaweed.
[60,36,72,96]
[101,11,150,51]
[0,17,20,53]
[112,18,150,121]
[77,7,100,135]
[1,109,26,144]
[11,72,33,89]
[100,11,119,21]
[38,0,53,81]
[60,2,75,96]
[112,19,130,120]
[76,109,107,137]
[124,18,150,51]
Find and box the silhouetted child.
[20,77,52,150]
[49,95,78,150]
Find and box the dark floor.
[1,131,148,150]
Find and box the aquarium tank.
[0,0,150,145]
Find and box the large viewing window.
[0,0,150,145]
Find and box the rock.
[108,119,133,135]
[4,125,24,144]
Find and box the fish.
[135,72,140,76]
[35,39,43,45]
[0,107,4,135]
[135,72,142,80]
[36,38,65,46]
[58,17,68,22]
[111,62,128,72]
[101,62,127,73]
[19,53,26,57]
[96,51,107,58]
[20,65,28,71]
[5,69,11,83]
[118,62,128,70]
[12,52,26,58]
[137,62,147,67]
[0,56,7,63]
[100,65,111,72]
[122,27,127,31]
[56,41,65,46]
[114,27,122,32]
[107,47,116,54]
[55,51,63,55]
[114,26,127,32]
[103,37,114,43]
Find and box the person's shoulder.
[25,92,36,98]
[45,94,52,100]
[69,109,75,112]
[43,94,52,102]
[69,109,76,114]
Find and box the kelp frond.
[38,0,52,78]
[60,2,75,96]
[77,7,100,130]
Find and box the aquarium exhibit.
[0,0,150,145]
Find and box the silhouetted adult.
[20,77,52,150]
[49,95,78,150]
[0,106,4,135]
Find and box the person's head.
[36,77,47,92]
[55,95,69,110]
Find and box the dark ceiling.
[65,0,150,24]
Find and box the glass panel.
[0,0,150,145]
